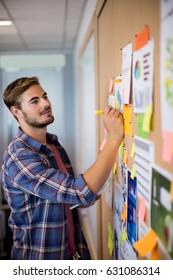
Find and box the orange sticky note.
[133,228,158,257]
[162,131,172,163]
[170,180,173,202]
[124,120,133,136]
[123,104,132,121]
[121,203,127,222]
[150,244,158,260]
[138,196,146,221]
[135,25,150,51]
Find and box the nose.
[40,97,51,108]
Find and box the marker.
[95,109,104,115]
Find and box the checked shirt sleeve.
[4,148,97,206]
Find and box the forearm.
[83,136,120,194]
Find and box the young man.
[1,76,124,260]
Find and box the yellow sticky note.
[121,202,127,222]
[142,104,152,132]
[122,228,127,241]
[119,140,125,157]
[123,104,132,121]
[108,223,114,256]
[170,180,173,202]
[133,228,158,257]
[130,164,136,179]
[123,149,128,164]
[130,143,136,158]
[113,162,117,174]
[150,244,158,260]
[124,120,133,136]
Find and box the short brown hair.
[3,76,40,110]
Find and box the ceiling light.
[0,20,12,26]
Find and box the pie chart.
[134,60,141,80]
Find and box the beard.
[22,111,54,128]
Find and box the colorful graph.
[134,60,141,80]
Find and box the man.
[1,76,124,260]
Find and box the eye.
[30,99,38,104]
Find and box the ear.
[10,106,23,120]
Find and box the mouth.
[40,108,51,115]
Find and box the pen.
[95,109,104,115]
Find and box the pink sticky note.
[108,78,114,93]
[138,196,146,221]
[162,131,172,163]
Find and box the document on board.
[122,42,132,104]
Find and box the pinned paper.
[142,104,152,132]
[108,223,114,256]
[135,25,150,51]
[130,164,136,179]
[133,228,158,257]
[123,104,132,121]
[123,149,128,164]
[138,196,146,221]
[130,143,136,158]
[150,244,158,260]
[124,120,133,136]
[109,78,114,93]
[137,114,148,138]
[170,180,173,202]
[162,131,172,163]
[122,202,127,222]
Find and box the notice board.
[95,0,173,260]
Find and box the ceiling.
[0,0,86,54]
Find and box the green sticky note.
[137,114,148,138]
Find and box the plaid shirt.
[1,128,97,260]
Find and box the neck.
[20,124,47,144]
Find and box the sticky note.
[119,140,125,157]
[99,138,106,151]
[137,114,148,138]
[123,105,132,121]
[170,180,173,202]
[138,196,146,221]
[123,149,128,164]
[130,143,136,158]
[150,244,158,260]
[108,223,114,256]
[121,202,127,222]
[135,25,150,51]
[124,120,133,136]
[171,132,173,154]
[133,228,158,257]
[122,228,127,241]
[118,233,122,245]
[142,104,152,132]
[113,162,117,174]
[109,78,114,93]
[130,164,136,179]
[162,131,172,163]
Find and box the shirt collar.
[16,127,59,152]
